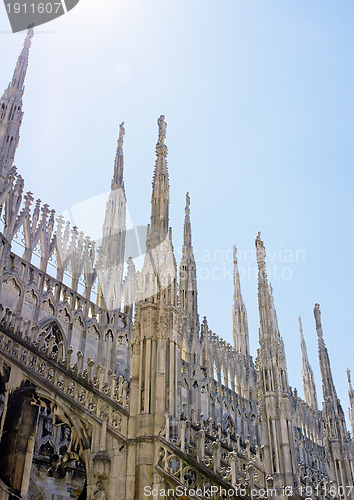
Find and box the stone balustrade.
[159,413,335,499]
[160,414,266,494]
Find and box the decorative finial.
[118,122,125,148]
[157,115,167,145]
[24,27,34,49]
[233,244,243,302]
[347,368,352,386]
[112,121,125,187]
[298,316,303,335]
[185,192,190,215]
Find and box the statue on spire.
[298,316,303,335]
[111,121,125,188]
[347,368,352,388]
[232,244,242,301]
[118,122,125,148]
[233,244,238,269]
[314,303,322,331]
[24,27,34,49]
[185,192,190,215]
[157,115,167,145]
[255,231,266,263]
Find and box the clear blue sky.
[1,0,354,424]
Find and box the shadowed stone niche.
[31,406,86,499]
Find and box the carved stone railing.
[157,438,231,500]
[157,435,268,499]
[182,385,260,459]
[157,414,266,498]
[0,321,130,439]
[296,462,332,500]
[1,246,126,326]
[0,244,132,380]
[158,415,334,500]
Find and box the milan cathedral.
[0,30,353,500]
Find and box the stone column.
[0,376,39,498]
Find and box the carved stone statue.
[157,115,167,144]
[314,303,321,330]
[118,122,125,148]
[43,419,52,437]
[62,426,71,442]
[91,481,106,500]
[24,28,34,49]
[185,192,190,215]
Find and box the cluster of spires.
[1,29,353,435]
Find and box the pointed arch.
[0,274,23,309]
[37,319,66,359]
[222,413,235,432]
[40,291,57,317]
[58,304,72,325]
